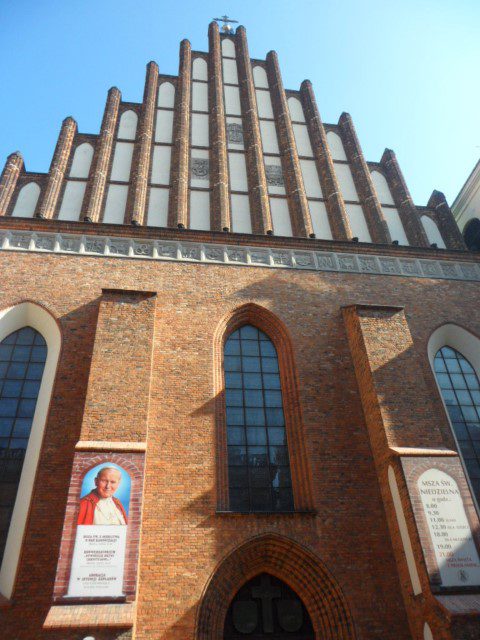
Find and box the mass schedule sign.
[402,457,480,591]
[418,468,480,587]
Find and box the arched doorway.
[196,534,356,640]
[224,573,314,638]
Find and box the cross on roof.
[213,15,239,33]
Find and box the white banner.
[419,468,480,587]
[67,525,127,597]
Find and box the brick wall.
[0,244,479,638]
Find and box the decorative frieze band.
[1,229,479,282]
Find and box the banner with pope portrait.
[53,451,145,602]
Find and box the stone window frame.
[213,303,313,512]
[0,302,61,600]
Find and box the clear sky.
[1,0,478,206]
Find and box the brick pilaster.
[236,26,272,235]
[208,22,230,232]
[300,81,351,240]
[80,289,157,443]
[0,152,23,216]
[342,304,461,639]
[266,51,313,238]
[168,39,191,229]
[427,190,467,250]
[381,148,429,247]
[36,117,77,219]
[339,112,391,244]
[83,87,121,223]
[129,62,159,226]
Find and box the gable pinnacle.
[212,14,238,34]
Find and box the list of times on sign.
[418,468,480,587]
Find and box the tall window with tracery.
[224,325,293,512]
[0,327,47,563]
[434,346,480,504]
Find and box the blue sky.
[0,0,478,205]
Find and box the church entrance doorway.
[223,573,315,639]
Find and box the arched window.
[464,218,480,252]
[434,346,480,503]
[0,327,47,563]
[224,325,293,512]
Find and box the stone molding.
[1,228,479,282]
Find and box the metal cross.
[213,15,239,33]
[251,575,281,633]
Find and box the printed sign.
[53,451,144,603]
[67,463,130,597]
[418,468,480,587]
[402,456,480,590]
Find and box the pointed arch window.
[0,327,47,563]
[224,325,294,512]
[434,346,480,503]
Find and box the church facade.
[0,21,479,640]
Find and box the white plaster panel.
[423,623,433,640]
[158,82,175,108]
[335,163,359,201]
[222,57,238,85]
[191,113,209,147]
[221,38,235,58]
[231,194,252,234]
[288,97,305,123]
[388,466,422,595]
[422,215,446,248]
[192,81,209,112]
[265,157,285,195]
[327,130,347,160]
[12,183,40,217]
[0,303,61,599]
[293,124,313,157]
[309,201,332,240]
[103,184,128,224]
[229,153,248,192]
[69,143,94,178]
[260,120,279,154]
[58,181,86,221]
[110,142,134,182]
[190,190,210,230]
[190,148,210,187]
[147,187,169,227]
[155,109,174,143]
[226,117,244,149]
[192,57,208,81]
[224,85,242,116]
[151,146,172,185]
[256,90,274,119]
[117,110,138,140]
[253,66,269,89]
[346,203,372,242]
[270,198,293,237]
[383,207,409,245]
[371,170,395,205]
[300,159,323,197]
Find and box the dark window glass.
[224,325,293,512]
[223,573,314,638]
[0,327,47,564]
[435,346,480,507]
